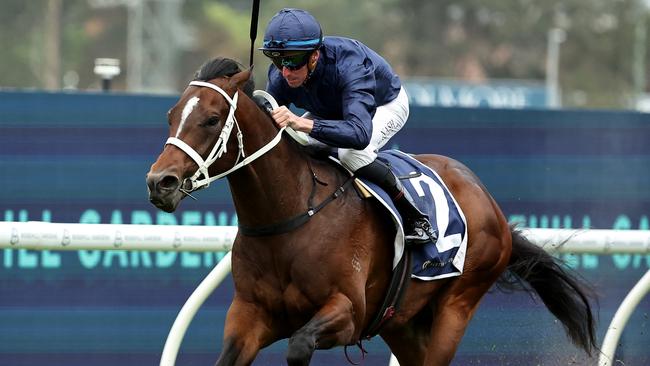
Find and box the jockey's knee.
[338,148,377,172]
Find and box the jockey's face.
[280,50,319,88]
[281,64,309,88]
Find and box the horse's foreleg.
[215,297,274,366]
[286,293,357,366]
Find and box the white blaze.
[175,96,200,138]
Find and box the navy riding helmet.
[259,8,323,54]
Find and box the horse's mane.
[193,57,255,98]
[194,57,277,120]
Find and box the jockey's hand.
[271,106,313,133]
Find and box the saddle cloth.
[354,150,468,281]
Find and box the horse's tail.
[496,227,598,355]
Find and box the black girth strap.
[238,176,355,237]
[362,248,413,339]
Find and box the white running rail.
[1,222,648,366]
[160,251,232,366]
[2,223,649,254]
[0,221,237,252]
[597,269,650,366]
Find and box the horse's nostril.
[158,175,180,192]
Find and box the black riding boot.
[355,160,436,244]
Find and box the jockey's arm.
[309,64,377,150]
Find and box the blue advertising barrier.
[1,90,648,365]
[404,78,548,108]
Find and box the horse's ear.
[230,67,253,89]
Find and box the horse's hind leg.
[422,263,506,365]
[286,293,357,366]
[382,232,509,366]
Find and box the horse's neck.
[227,97,317,228]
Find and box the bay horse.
[146,58,596,366]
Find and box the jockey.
[259,8,435,245]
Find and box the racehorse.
[146,57,597,366]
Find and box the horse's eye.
[205,116,220,126]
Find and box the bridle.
[165,80,285,195]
